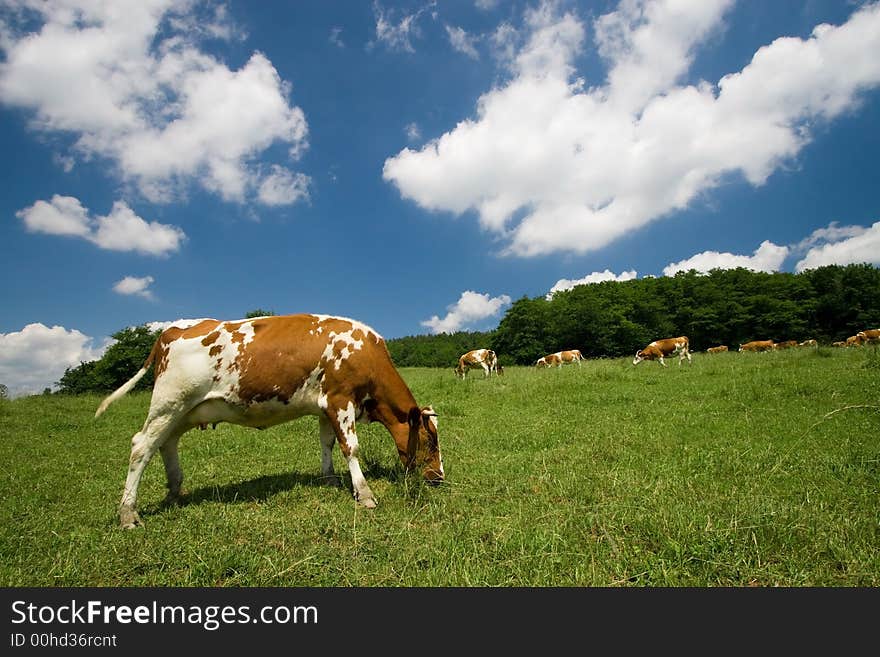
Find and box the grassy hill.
[1,346,878,586]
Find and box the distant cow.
[455,348,499,379]
[95,314,444,528]
[845,335,864,347]
[857,329,880,345]
[739,340,775,353]
[633,337,691,367]
[775,340,799,350]
[535,350,583,368]
[799,339,818,348]
[831,341,847,348]
[706,345,728,354]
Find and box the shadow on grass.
[140,456,414,518]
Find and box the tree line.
[50,263,880,394]
[490,263,880,364]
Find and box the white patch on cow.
[321,328,366,370]
[336,402,358,450]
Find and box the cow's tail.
[95,339,160,418]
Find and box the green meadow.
[1,347,878,586]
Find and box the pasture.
[1,347,878,586]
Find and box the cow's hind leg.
[119,415,182,528]
[318,416,342,487]
[324,401,376,508]
[159,434,185,506]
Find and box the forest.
[52,263,880,393]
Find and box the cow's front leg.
[659,356,667,367]
[324,401,376,508]
[318,416,342,487]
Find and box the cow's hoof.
[162,492,183,507]
[119,508,142,529]
[357,495,377,509]
[321,474,342,488]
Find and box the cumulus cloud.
[370,1,436,53]
[663,240,789,276]
[257,166,311,206]
[16,195,185,256]
[446,25,480,59]
[0,323,110,397]
[421,290,512,334]
[792,221,869,253]
[547,269,637,297]
[794,221,880,272]
[113,275,155,299]
[0,0,310,206]
[384,1,880,258]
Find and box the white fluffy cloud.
[548,269,637,297]
[0,323,110,397]
[0,0,309,205]
[421,290,512,334]
[384,1,880,258]
[16,195,185,256]
[113,275,155,299]
[794,221,880,272]
[663,240,789,276]
[257,166,311,206]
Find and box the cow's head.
[632,349,646,365]
[496,364,504,375]
[535,358,547,368]
[406,406,444,483]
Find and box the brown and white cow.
[857,329,880,345]
[95,314,444,528]
[774,340,799,350]
[799,339,818,348]
[454,348,499,379]
[535,350,583,368]
[831,341,847,348]
[706,345,728,354]
[845,334,864,347]
[632,337,691,367]
[738,340,775,352]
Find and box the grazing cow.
[706,345,728,354]
[633,337,691,367]
[799,339,818,348]
[831,341,847,348]
[95,314,444,528]
[738,340,775,353]
[857,329,880,345]
[535,350,583,368]
[454,348,499,379]
[845,335,864,347]
[775,340,799,350]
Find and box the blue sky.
[1,0,879,395]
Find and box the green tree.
[58,325,160,394]
[245,309,276,318]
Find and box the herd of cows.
[455,327,880,376]
[94,314,880,527]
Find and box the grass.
[1,346,878,586]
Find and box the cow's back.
[149,314,391,424]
